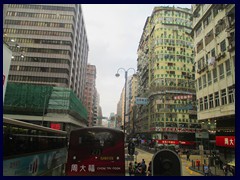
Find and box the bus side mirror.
[152,149,182,176]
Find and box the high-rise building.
[136,6,197,147]
[3,4,89,102]
[96,92,103,126]
[192,4,235,162]
[128,74,138,135]
[3,4,89,131]
[116,87,125,129]
[83,64,97,127]
[92,88,98,126]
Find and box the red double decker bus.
[66,127,125,176]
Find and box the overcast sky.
[82,4,191,117]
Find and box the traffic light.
[152,149,181,176]
[128,142,135,155]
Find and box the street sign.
[195,132,209,139]
[135,97,149,105]
[97,116,108,119]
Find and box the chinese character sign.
[135,97,149,105]
[216,136,235,148]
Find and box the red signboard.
[156,140,195,145]
[50,123,61,130]
[216,136,235,148]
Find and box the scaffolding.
[4,83,88,122]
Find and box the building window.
[221,89,227,105]
[228,86,235,104]
[204,96,208,110]
[196,40,203,53]
[207,71,212,85]
[209,94,214,108]
[205,30,214,45]
[203,13,212,28]
[219,63,225,80]
[203,74,207,88]
[213,68,218,83]
[220,39,226,52]
[196,24,202,37]
[215,91,220,107]
[215,18,226,35]
[198,78,202,90]
[225,59,231,76]
[199,98,203,111]
[197,58,202,70]
[211,48,215,57]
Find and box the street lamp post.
[115,68,135,136]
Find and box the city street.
[125,148,203,176]
[3,4,235,176]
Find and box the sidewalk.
[135,146,226,176]
[181,154,225,176]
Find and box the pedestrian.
[215,157,219,169]
[135,163,142,176]
[141,160,147,176]
[204,164,209,176]
[133,161,138,175]
[147,161,152,176]
[208,167,212,176]
[219,159,223,170]
[229,166,235,176]
[128,162,133,176]
[186,150,191,161]
[223,164,228,176]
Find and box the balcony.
[215,52,226,61]
[197,64,208,74]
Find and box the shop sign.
[174,95,192,100]
[50,123,61,130]
[156,140,194,145]
[150,127,201,133]
[216,136,235,148]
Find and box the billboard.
[3,44,12,103]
